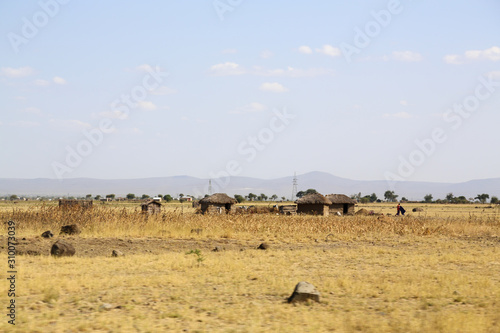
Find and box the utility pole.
[291,172,298,201]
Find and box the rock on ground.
[51,240,76,257]
[41,230,54,238]
[288,281,320,303]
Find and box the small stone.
[212,247,220,252]
[99,303,113,311]
[287,281,320,303]
[41,230,54,238]
[112,250,124,257]
[257,243,269,250]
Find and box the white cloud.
[465,46,500,61]
[0,66,34,78]
[260,50,273,59]
[383,111,413,119]
[298,45,313,54]
[150,86,177,95]
[392,51,423,62]
[399,100,408,106]
[23,107,41,114]
[253,66,333,78]
[34,79,50,86]
[315,44,341,57]
[209,62,246,76]
[443,54,463,65]
[137,101,157,110]
[259,82,288,93]
[98,110,129,120]
[11,121,40,128]
[49,119,91,131]
[136,64,154,72]
[229,102,268,114]
[53,76,67,85]
[222,49,237,54]
[444,46,500,65]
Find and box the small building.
[141,199,162,214]
[279,205,297,215]
[199,193,236,214]
[296,193,332,216]
[59,199,93,210]
[325,194,357,215]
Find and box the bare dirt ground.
[4,233,499,258]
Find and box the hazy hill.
[0,172,499,201]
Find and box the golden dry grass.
[0,202,499,332]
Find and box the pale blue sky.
[1,0,499,183]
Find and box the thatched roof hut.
[296,193,332,216]
[199,193,236,214]
[141,199,162,214]
[325,194,357,215]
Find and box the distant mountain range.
[0,172,499,201]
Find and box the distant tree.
[141,194,150,200]
[297,189,317,198]
[247,193,257,201]
[281,196,286,201]
[126,193,135,200]
[259,193,268,201]
[179,193,184,199]
[95,195,101,200]
[234,194,245,203]
[491,196,499,204]
[163,194,173,202]
[401,197,408,202]
[270,194,278,201]
[305,189,318,195]
[9,195,18,201]
[106,194,115,200]
[360,196,370,204]
[85,194,92,200]
[369,193,378,202]
[384,190,398,202]
[456,196,469,204]
[445,193,454,203]
[424,194,433,203]
[475,194,490,204]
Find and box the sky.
[1,0,499,184]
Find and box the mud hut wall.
[297,203,329,216]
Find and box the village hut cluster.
[197,192,356,216]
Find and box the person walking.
[396,203,401,216]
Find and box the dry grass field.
[1,201,499,332]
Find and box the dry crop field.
[1,202,499,332]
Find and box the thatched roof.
[325,194,357,204]
[296,193,332,205]
[199,193,236,204]
[141,199,161,206]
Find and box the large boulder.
[60,224,81,235]
[412,207,424,212]
[50,240,76,257]
[287,281,320,303]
